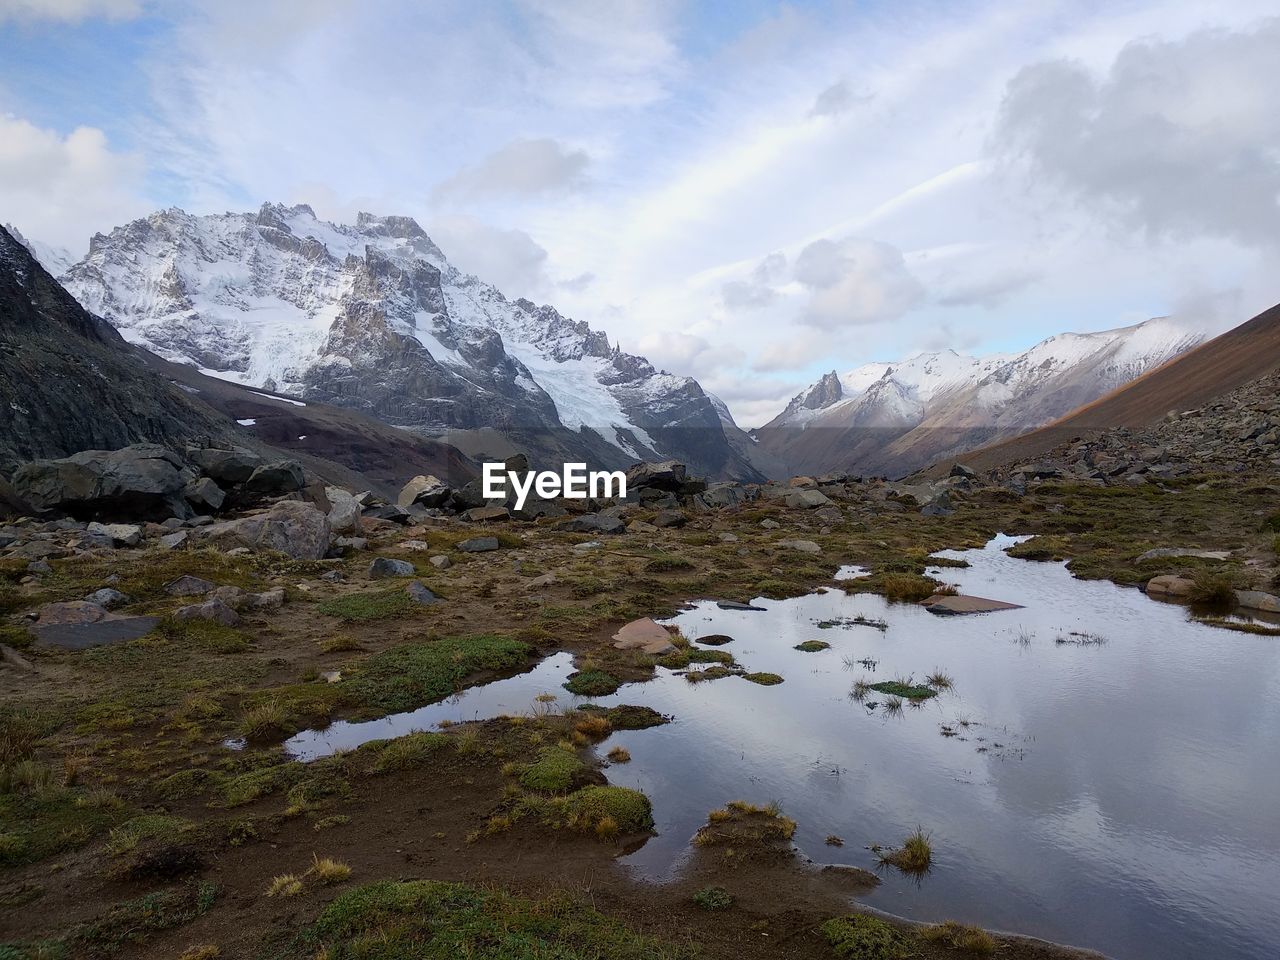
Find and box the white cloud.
[0,114,147,253]
[0,0,140,22]
[720,251,786,309]
[809,79,867,118]
[794,238,924,328]
[632,331,744,378]
[426,214,549,299]
[433,138,590,204]
[993,18,1280,250]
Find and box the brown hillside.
[926,301,1280,476]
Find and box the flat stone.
[250,587,286,611]
[31,615,160,650]
[777,539,821,554]
[557,514,625,535]
[429,554,451,569]
[611,617,677,655]
[1145,575,1197,598]
[1235,590,1280,614]
[369,557,415,578]
[399,540,432,552]
[166,575,217,597]
[922,594,1023,615]
[1136,548,1231,563]
[458,536,500,553]
[716,600,767,611]
[652,510,688,528]
[760,518,781,529]
[464,505,510,523]
[37,600,107,625]
[525,573,557,589]
[718,532,739,542]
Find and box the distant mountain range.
[755,318,1207,478]
[45,204,769,480]
[10,204,1225,482]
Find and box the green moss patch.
[822,915,910,960]
[794,640,830,652]
[869,680,936,700]
[520,747,588,794]
[305,880,686,959]
[317,587,419,622]
[744,672,784,686]
[345,633,530,713]
[563,670,621,697]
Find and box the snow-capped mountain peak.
[760,315,1207,477]
[59,204,767,478]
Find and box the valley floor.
[2,471,1277,959]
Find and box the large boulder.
[244,460,305,494]
[625,460,687,492]
[196,500,331,560]
[11,444,192,520]
[326,487,363,534]
[784,489,832,509]
[187,447,262,485]
[397,475,451,509]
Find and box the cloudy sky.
[3,0,1278,425]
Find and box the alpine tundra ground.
[2,471,1278,960]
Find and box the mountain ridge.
[755,315,1207,478]
[57,203,768,480]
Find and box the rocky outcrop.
[0,225,230,473]
[195,500,331,560]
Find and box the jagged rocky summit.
[57,203,768,481]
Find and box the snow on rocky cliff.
[59,203,764,477]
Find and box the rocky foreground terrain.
[2,414,1278,958]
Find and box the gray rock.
[1234,590,1280,614]
[245,460,305,494]
[625,460,687,491]
[173,598,242,626]
[26,560,52,574]
[86,521,142,547]
[159,517,185,531]
[184,476,226,512]
[12,443,192,520]
[185,515,215,528]
[814,506,842,523]
[249,587,286,611]
[777,539,821,554]
[397,475,451,509]
[197,500,331,560]
[1135,548,1231,563]
[399,540,432,552]
[30,615,160,650]
[652,510,688,528]
[406,581,441,605]
[949,463,975,478]
[784,489,832,509]
[333,536,369,553]
[716,600,767,611]
[526,573,557,589]
[165,575,217,596]
[363,503,412,525]
[557,514,625,535]
[326,489,363,534]
[458,536,501,553]
[429,554,452,569]
[369,556,415,578]
[84,588,130,609]
[158,530,189,550]
[464,505,510,522]
[187,447,262,484]
[760,518,781,529]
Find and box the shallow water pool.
[287,535,1280,960]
